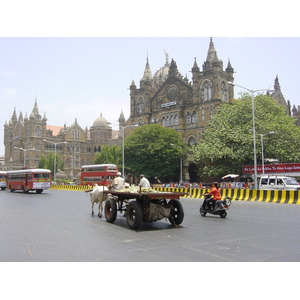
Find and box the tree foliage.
[124,124,185,181]
[94,144,122,169]
[38,152,64,175]
[189,94,300,179]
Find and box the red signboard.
[243,163,300,174]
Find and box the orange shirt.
[209,187,221,200]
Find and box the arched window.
[186,112,191,124]
[192,111,197,123]
[201,107,205,121]
[136,96,145,114]
[221,81,228,102]
[34,125,41,137]
[200,80,212,101]
[188,136,197,147]
[175,115,179,125]
[35,141,40,150]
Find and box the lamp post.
[260,131,274,174]
[121,124,138,178]
[14,147,35,168]
[43,139,67,181]
[170,143,183,183]
[228,82,273,189]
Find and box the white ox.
[86,184,109,217]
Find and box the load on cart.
[103,186,186,230]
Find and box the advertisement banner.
[243,163,300,174]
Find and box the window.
[201,80,212,101]
[201,107,205,121]
[186,112,191,124]
[136,96,145,114]
[72,130,80,140]
[192,111,197,123]
[221,81,228,102]
[34,126,42,137]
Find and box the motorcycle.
[199,194,232,218]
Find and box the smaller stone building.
[3,99,125,180]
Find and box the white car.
[259,175,300,191]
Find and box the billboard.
[243,163,300,174]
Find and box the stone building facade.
[3,38,296,181]
[3,100,125,179]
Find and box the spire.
[18,112,23,122]
[206,37,219,62]
[141,56,153,81]
[192,57,199,72]
[274,75,280,90]
[30,98,41,120]
[118,110,126,129]
[226,59,234,74]
[11,107,17,124]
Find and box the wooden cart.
[103,190,186,229]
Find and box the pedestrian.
[138,174,150,188]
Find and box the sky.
[1,2,300,158]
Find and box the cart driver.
[138,174,150,188]
[112,172,125,191]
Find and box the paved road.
[1,189,300,262]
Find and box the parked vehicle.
[259,175,300,191]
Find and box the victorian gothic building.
[3,38,297,181]
[3,99,125,178]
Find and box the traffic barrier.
[154,187,300,204]
[50,184,92,192]
[50,185,300,204]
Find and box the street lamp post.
[260,131,274,174]
[121,124,138,178]
[43,139,67,181]
[170,144,183,183]
[228,82,273,189]
[14,147,35,168]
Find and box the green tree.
[38,152,64,176]
[124,124,185,181]
[189,94,300,179]
[94,144,122,169]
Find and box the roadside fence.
[50,184,300,204]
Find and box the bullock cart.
[103,190,186,229]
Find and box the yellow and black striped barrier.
[154,187,300,204]
[50,184,92,192]
[50,185,300,204]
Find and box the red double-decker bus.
[80,164,118,186]
[0,171,7,190]
[6,169,52,193]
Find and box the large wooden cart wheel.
[168,199,184,225]
[126,201,143,229]
[105,197,118,223]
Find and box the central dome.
[92,114,110,128]
[153,52,170,86]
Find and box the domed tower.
[153,52,170,87]
[89,114,112,152]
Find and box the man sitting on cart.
[112,172,125,191]
[138,174,150,188]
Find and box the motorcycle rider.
[203,182,222,211]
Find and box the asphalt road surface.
[1,189,300,262]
